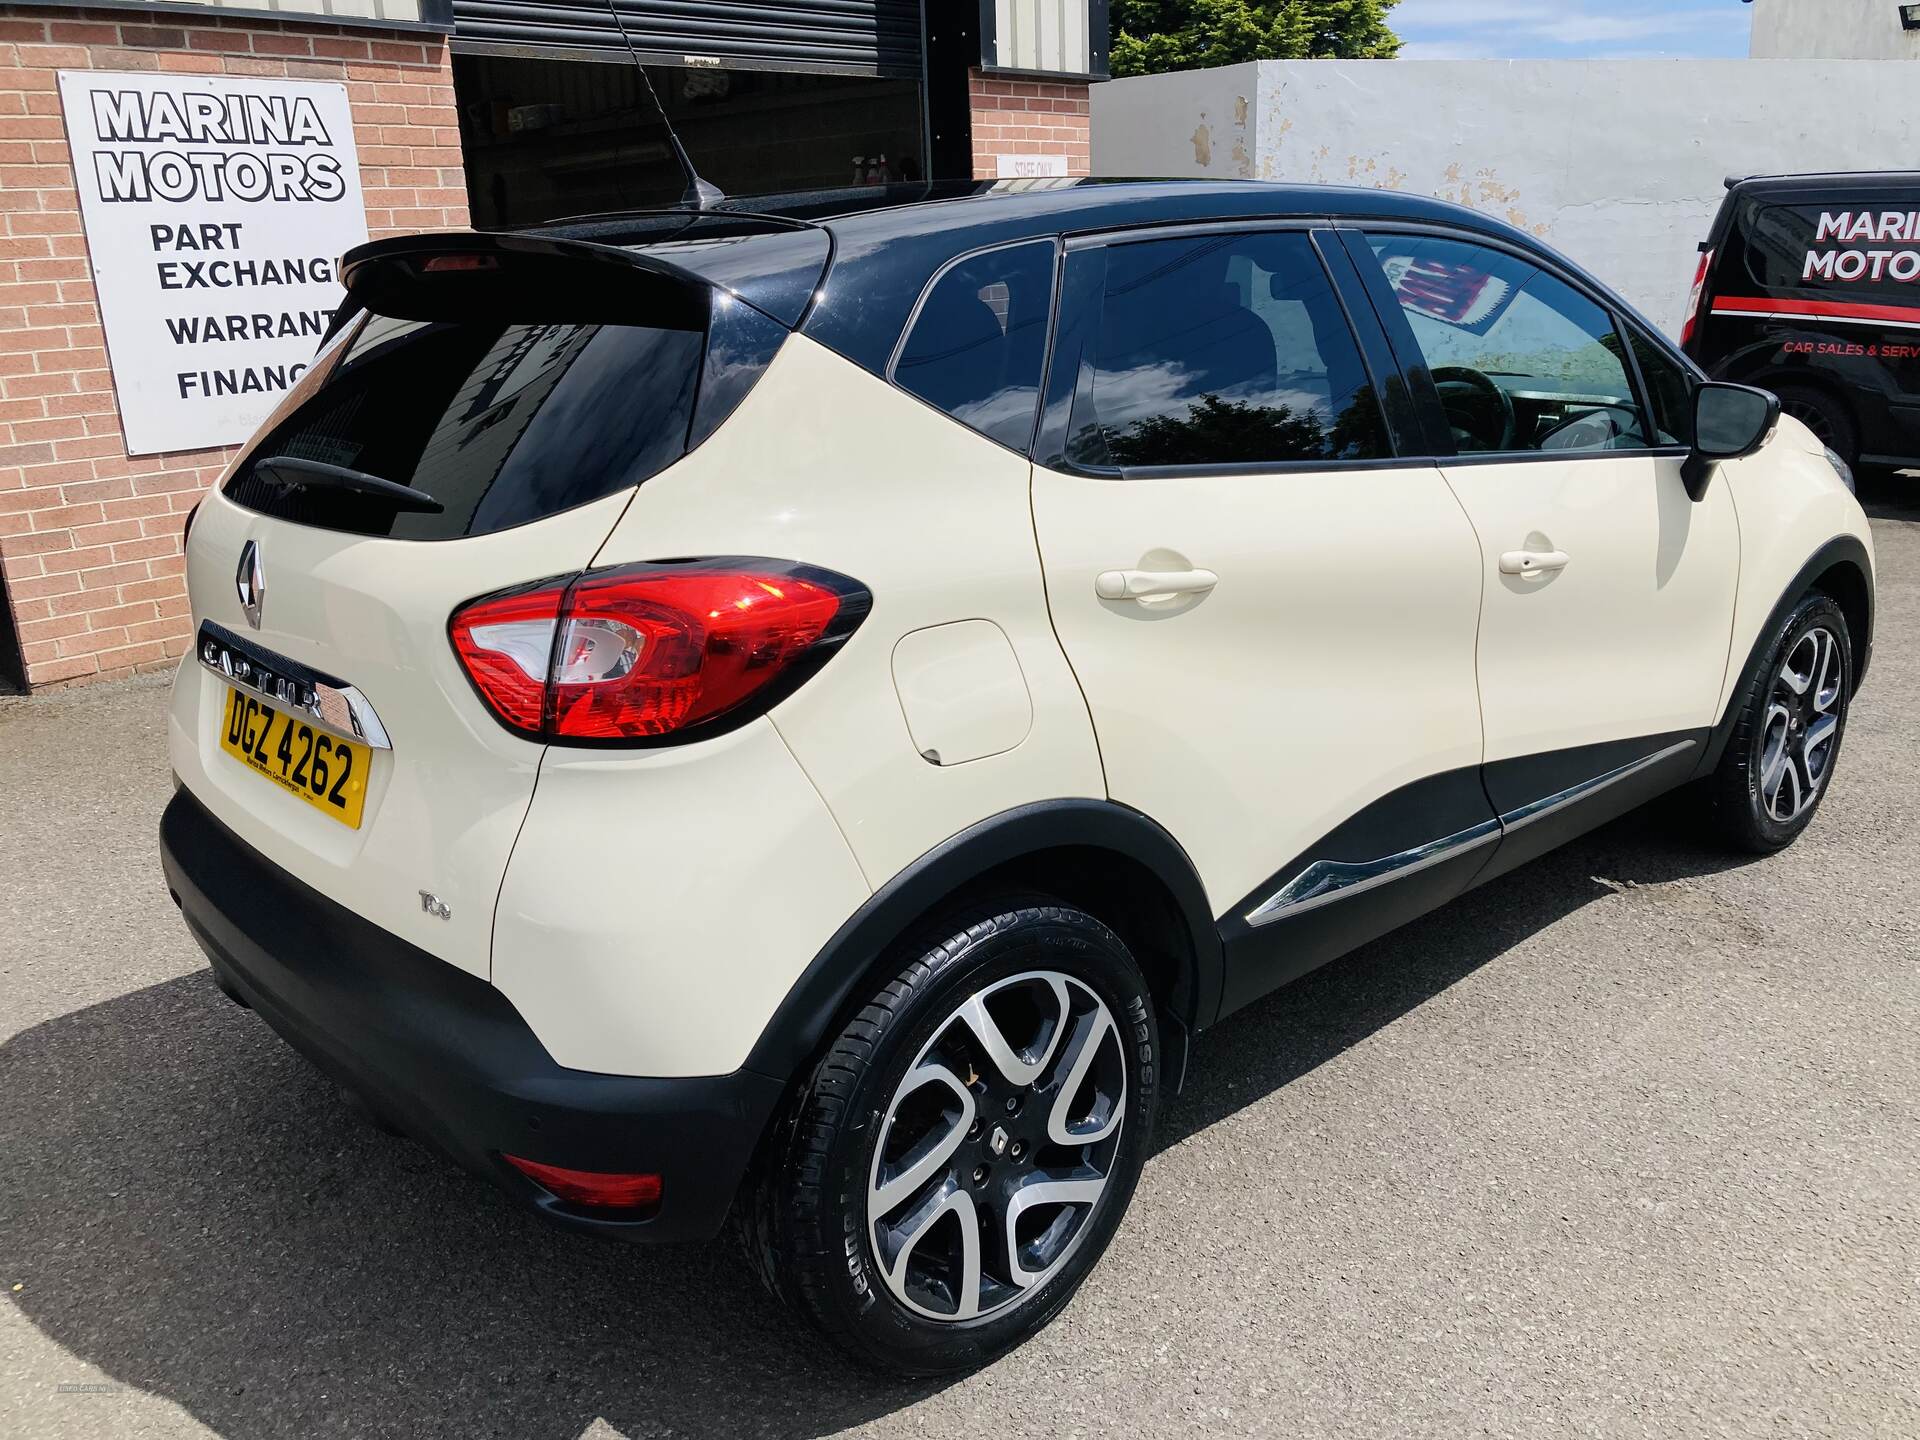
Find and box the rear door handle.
[1095,568,1219,603]
[1498,549,1571,577]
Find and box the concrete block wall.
[0,6,466,689]
[1092,59,1920,337]
[1750,0,1920,60]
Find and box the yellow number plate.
[219,685,370,829]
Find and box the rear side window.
[1067,231,1387,469]
[226,314,702,541]
[893,240,1057,451]
[1743,202,1920,298]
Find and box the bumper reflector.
[503,1154,663,1212]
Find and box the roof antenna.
[605,0,724,210]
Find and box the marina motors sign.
[1802,210,1920,285]
[57,72,369,455]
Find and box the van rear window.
[1744,202,1920,298]
[225,312,703,540]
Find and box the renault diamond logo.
[235,540,265,629]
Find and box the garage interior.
[448,0,931,225]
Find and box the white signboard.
[995,154,1070,179]
[57,72,369,456]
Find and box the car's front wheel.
[1706,592,1853,853]
[741,899,1159,1376]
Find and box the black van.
[1683,171,1920,475]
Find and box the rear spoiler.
[334,231,720,335]
[333,224,833,341]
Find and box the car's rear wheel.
[1772,382,1859,476]
[740,899,1158,1376]
[1705,592,1853,853]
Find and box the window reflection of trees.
[1096,385,1388,469]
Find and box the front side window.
[1067,231,1388,470]
[1368,234,1651,456]
[893,240,1056,450]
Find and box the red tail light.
[450,560,868,745]
[1681,248,1714,350]
[503,1154,662,1212]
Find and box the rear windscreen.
[225,312,704,540]
[1742,201,1920,299]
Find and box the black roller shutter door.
[450,0,924,77]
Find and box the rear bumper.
[159,788,784,1243]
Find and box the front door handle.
[1498,549,1571,577]
[1095,568,1220,603]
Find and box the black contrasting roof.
[1709,172,1920,255]
[527,178,1617,372]
[806,180,1575,373]
[1727,171,1920,194]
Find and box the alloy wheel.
[867,970,1127,1322]
[1758,626,1844,824]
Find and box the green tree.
[1111,0,1402,78]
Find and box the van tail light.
[450,560,869,745]
[1681,248,1714,351]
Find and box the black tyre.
[1706,592,1853,853]
[740,899,1159,1376]
[1772,382,1859,476]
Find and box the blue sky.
[1393,0,1754,60]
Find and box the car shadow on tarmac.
[1155,803,1757,1153]
[1,806,1756,1440]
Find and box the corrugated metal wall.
[450,0,923,76]
[987,0,1091,75]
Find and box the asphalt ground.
[3,483,1916,1439]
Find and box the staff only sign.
[57,71,370,455]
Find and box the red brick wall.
[968,70,1090,179]
[0,6,468,689]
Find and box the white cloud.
[1392,0,1748,58]
[1397,38,1502,60]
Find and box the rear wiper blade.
[252,456,443,514]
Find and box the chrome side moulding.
[1244,818,1501,927]
[196,621,392,750]
[1497,739,1698,834]
[1244,738,1700,928]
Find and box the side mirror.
[1682,382,1780,501]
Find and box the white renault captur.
[163,179,1875,1375]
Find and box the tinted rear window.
[225,312,703,540]
[892,240,1056,450]
[1068,231,1387,469]
[1741,201,1920,298]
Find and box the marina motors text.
[88,87,346,203]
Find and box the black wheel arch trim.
[1696,534,1874,778]
[741,799,1223,1085]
